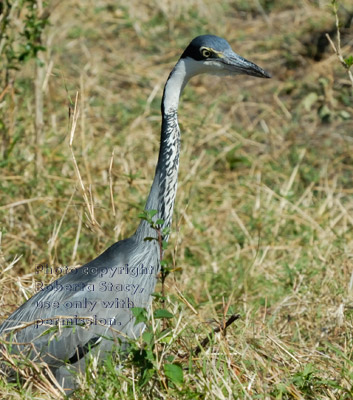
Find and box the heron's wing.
[0,237,159,368]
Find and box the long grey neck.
[135,58,191,242]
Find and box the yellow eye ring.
[201,48,211,58]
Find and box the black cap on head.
[181,35,231,60]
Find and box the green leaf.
[132,307,148,324]
[160,335,173,344]
[146,349,155,362]
[142,331,153,345]
[151,292,166,301]
[156,219,164,225]
[344,55,353,67]
[162,227,171,236]
[318,104,331,122]
[157,327,172,338]
[164,363,184,384]
[148,210,158,218]
[140,367,155,386]
[154,309,174,319]
[303,363,314,377]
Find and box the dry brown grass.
[1,0,353,398]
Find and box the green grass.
[1,0,353,398]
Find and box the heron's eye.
[201,48,211,58]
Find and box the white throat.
[163,57,200,114]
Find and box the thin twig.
[69,92,100,228]
[48,191,74,263]
[326,1,353,91]
[155,225,168,330]
[109,150,116,216]
[71,206,82,263]
[192,313,240,357]
[172,282,198,315]
[0,197,53,210]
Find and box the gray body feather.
[0,236,160,389]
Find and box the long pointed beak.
[223,50,271,78]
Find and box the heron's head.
[180,35,271,79]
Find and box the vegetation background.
[1,0,353,398]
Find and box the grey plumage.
[0,35,270,393]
